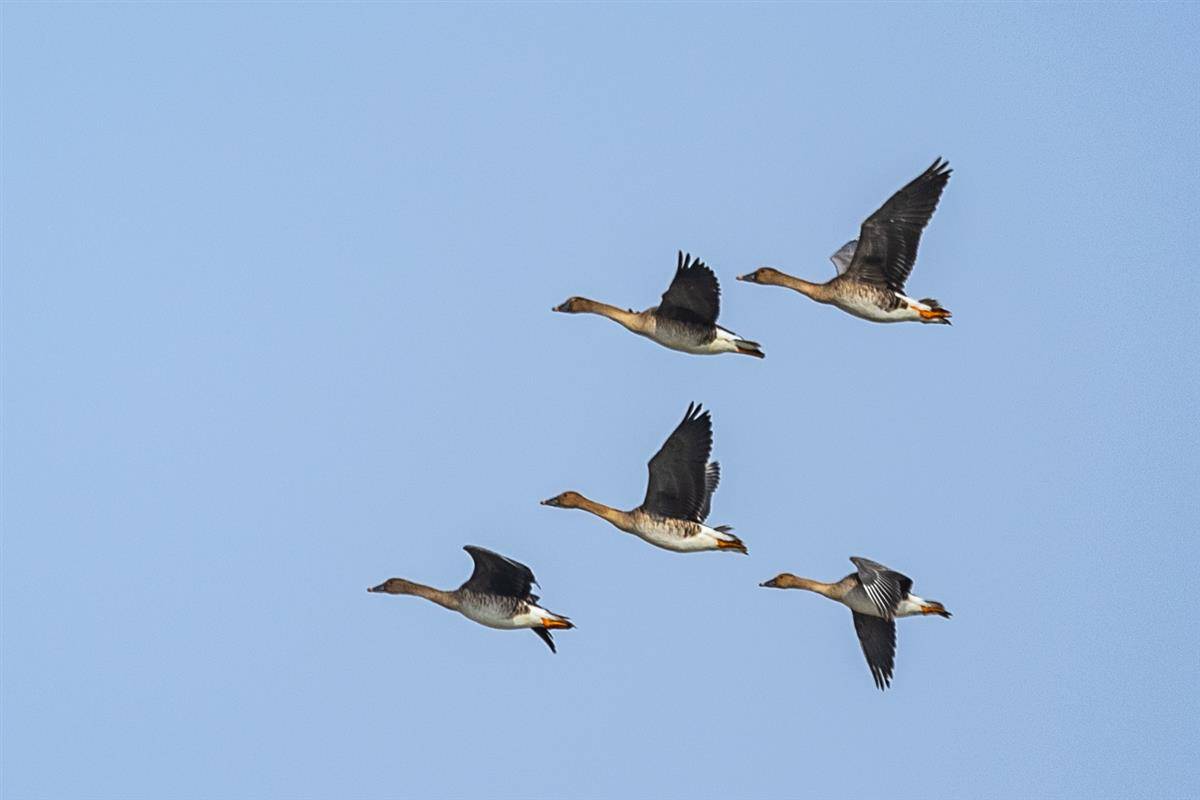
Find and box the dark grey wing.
[830,239,858,275]
[845,159,951,292]
[850,556,913,619]
[460,546,536,599]
[696,461,720,523]
[532,627,557,654]
[852,612,897,690]
[657,251,720,325]
[642,403,714,522]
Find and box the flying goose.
[368,545,574,653]
[739,159,953,324]
[554,251,764,357]
[541,403,746,553]
[761,557,951,690]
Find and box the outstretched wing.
[850,556,913,620]
[657,251,721,325]
[852,612,898,690]
[830,239,858,275]
[643,403,714,522]
[845,158,951,292]
[532,627,557,653]
[696,461,720,523]
[460,546,536,599]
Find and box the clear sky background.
[3,4,1198,799]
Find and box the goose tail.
[734,339,765,358]
[916,298,952,325]
[920,600,952,618]
[713,526,748,554]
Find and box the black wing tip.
[682,402,713,432]
[683,401,711,423]
[872,668,893,690]
[850,555,891,571]
[675,250,709,273]
[464,545,537,587]
[927,157,952,179]
[533,627,557,654]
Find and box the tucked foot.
[913,298,952,325]
[715,531,748,554]
[920,601,952,618]
[735,341,765,358]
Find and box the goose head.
[759,573,802,589]
[540,491,586,509]
[368,578,422,595]
[553,297,588,313]
[737,267,784,285]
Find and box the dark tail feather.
[917,298,952,325]
[735,339,765,358]
[713,526,748,554]
[922,600,952,618]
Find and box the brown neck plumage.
[759,271,832,302]
[572,298,648,333]
[774,574,846,600]
[373,579,461,610]
[567,493,636,531]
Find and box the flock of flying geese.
[370,159,955,690]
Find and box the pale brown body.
[368,546,574,652]
[737,159,955,325]
[736,269,950,324]
[761,559,951,690]
[553,298,763,356]
[541,491,746,553]
[761,572,949,619]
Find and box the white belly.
[462,600,563,630]
[641,318,743,355]
[645,330,738,355]
[460,603,522,629]
[651,335,721,355]
[843,592,887,616]
[631,517,729,552]
[836,293,921,323]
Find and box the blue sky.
[3,4,1197,799]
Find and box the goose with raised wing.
[542,403,746,553]
[761,557,950,689]
[739,159,953,324]
[554,251,764,357]
[368,545,573,653]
